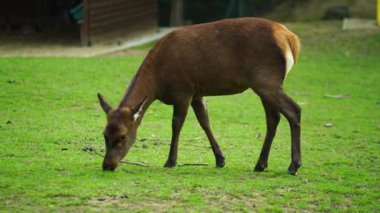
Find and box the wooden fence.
[81,0,158,45]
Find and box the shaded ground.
[0,28,173,57]
[266,0,375,21]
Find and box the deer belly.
[197,78,249,96]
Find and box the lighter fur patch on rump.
[285,48,294,76]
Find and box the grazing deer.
[97,18,301,175]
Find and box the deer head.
[97,93,147,171]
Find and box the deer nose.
[102,164,116,171]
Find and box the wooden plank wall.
[85,0,158,45]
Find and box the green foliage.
[0,21,379,211]
[182,0,282,24]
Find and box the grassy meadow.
[0,21,379,211]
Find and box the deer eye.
[117,134,127,143]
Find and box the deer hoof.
[254,163,267,172]
[216,163,225,168]
[215,156,225,168]
[216,160,225,168]
[164,160,176,168]
[288,161,302,175]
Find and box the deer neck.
[118,65,157,118]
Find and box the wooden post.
[170,0,183,26]
[377,0,380,26]
[80,0,91,46]
[238,0,244,17]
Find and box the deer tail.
[287,33,301,64]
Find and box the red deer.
[97,18,301,175]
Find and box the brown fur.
[98,18,302,174]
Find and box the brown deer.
[97,18,301,175]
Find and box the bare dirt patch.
[88,196,177,212]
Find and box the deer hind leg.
[254,98,281,172]
[254,87,301,175]
[191,97,225,168]
[164,97,192,168]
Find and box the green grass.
[1,21,380,212]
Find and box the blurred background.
[162,0,376,25]
[0,0,377,52]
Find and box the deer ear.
[132,97,148,122]
[97,93,112,113]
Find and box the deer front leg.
[191,97,225,168]
[164,99,191,168]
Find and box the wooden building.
[81,0,158,45]
[1,0,159,46]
